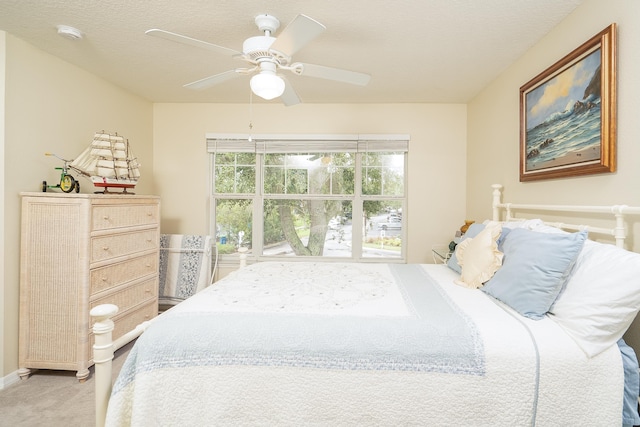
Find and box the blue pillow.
[447,223,511,274]
[482,228,587,320]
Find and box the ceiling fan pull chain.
[248,90,254,142]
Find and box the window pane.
[287,168,308,194]
[263,199,352,257]
[362,152,404,196]
[215,153,255,193]
[264,167,285,193]
[362,200,403,259]
[264,153,284,166]
[322,153,355,195]
[362,166,382,195]
[264,153,354,195]
[325,164,355,195]
[236,167,255,193]
[216,152,236,164]
[216,199,252,254]
[215,165,236,193]
[236,153,256,164]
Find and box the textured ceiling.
[0,0,584,105]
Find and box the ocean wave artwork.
[524,49,601,172]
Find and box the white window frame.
[207,133,409,264]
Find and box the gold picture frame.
[519,23,617,182]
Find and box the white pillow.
[549,240,640,357]
[494,218,545,230]
[530,223,571,235]
[454,223,503,289]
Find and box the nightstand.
[432,244,453,264]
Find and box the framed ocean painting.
[519,23,617,182]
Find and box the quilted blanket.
[106,263,623,426]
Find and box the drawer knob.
[102,277,107,282]
[103,216,109,220]
[103,246,109,251]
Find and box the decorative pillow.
[447,223,511,273]
[446,223,486,273]
[482,228,587,320]
[549,240,640,357]
[454,223,503,289]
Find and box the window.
[208,134,408,262]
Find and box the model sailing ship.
[69,131,141,193]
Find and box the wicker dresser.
[18,192,160,381]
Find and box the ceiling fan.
[146,14,371,106]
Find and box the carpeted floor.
[0,340,133,427]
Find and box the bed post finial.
[612,205,628,248]
[492,184,503,221]
[91,304,119,427]
[238,246,248,268]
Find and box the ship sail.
[69,131,140,192]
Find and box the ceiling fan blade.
[297,63,371,86]
[269,14,325,57]
[183,70,241,90]
[280,77,301,106]
[146,29,242,57]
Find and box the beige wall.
[1,31,6,386]
[466,0,640,349]
[1,34,154,382]
[467,0,640,234]
[153,103,468,267]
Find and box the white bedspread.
[106,263,623,426]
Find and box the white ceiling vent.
[56,25,83,40]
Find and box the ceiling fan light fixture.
[250,73,285,100]
[250,62,285,100]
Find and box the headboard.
[491,184,640,249]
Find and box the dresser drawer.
[92,204,159,231]
[90,253,158,295]
[91,229,158,263]
[89,301,158,355]
[91,277,157,313]
[113,302,157,342]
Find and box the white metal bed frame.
[491,184,640,248]
[90,184,640,427]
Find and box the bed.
[91,184,640,426]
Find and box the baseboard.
[0,370,21,390]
